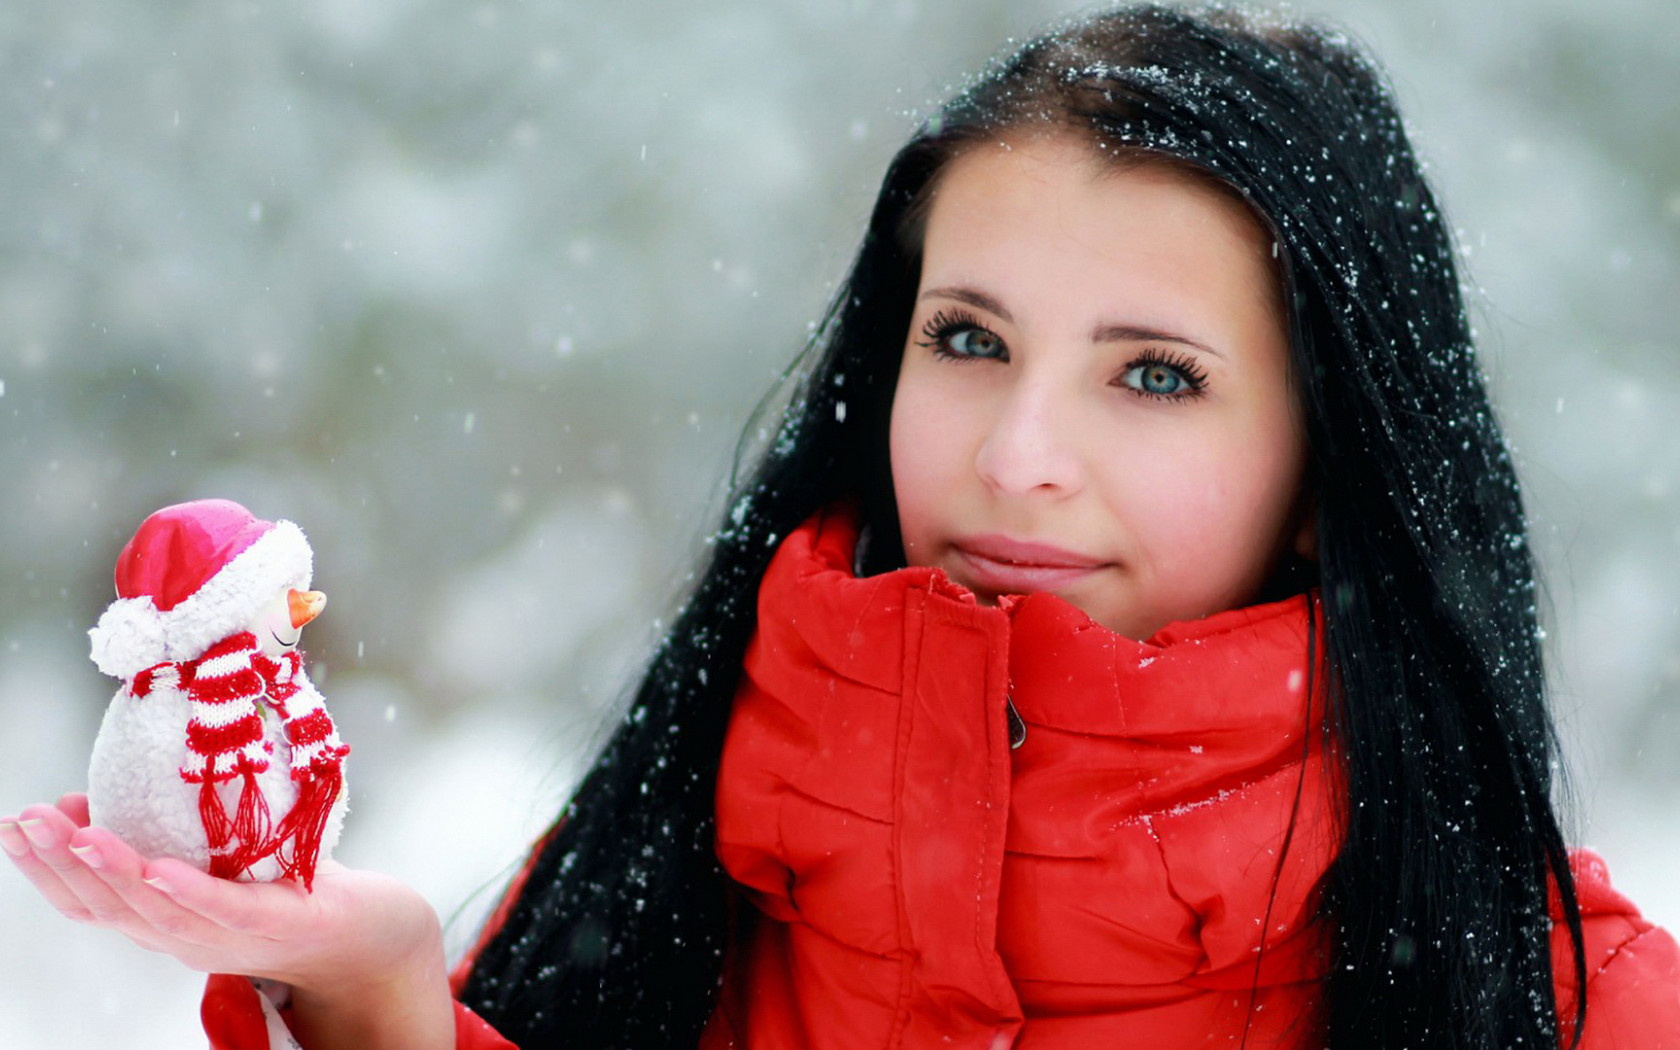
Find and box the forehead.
[929,133,1264,239]
[917,134,1282,328]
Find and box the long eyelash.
[915,307,985,349]
[1128,348,1209,398]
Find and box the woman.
[5,6,1676,1048]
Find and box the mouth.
[270,629,299,649]
[951,534,1108,596]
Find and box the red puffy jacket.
[206,509,1680,1048]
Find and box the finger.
[0,818,27,859]
[56,793,91,826]
[0,819,167,957]
[2,805,133,925]
[143,855,305,941]
[69,826,228,950]
[15,801,83,837]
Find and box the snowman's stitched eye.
[1118,350,1208,400]
[916,309,1008,362]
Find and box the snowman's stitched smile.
[270,629,299,650]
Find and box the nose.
[288,589,327,629]
[973,379,1084,497]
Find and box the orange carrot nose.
[288,589,327,629]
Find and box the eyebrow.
[1092,323,1225,360]
[920,285,1016,324]
[918,285,1224,360]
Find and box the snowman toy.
[87,499,349,891]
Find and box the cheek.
[1109,431,1301,577]
[890,365,968,557]
[1114,464,1228,561]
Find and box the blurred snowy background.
[1,0,1676,1045]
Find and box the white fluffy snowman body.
[87,662,346,882]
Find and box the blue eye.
[946,327,1005,359]
[917,308,1008,361]
[1119,352,1207,400]
[1132,363,1185,394]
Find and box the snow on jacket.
[203,508,1680,1048]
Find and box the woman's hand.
[0,794,455,1050]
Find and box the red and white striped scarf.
[131,630,348,888]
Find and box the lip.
[951,534,1108,595]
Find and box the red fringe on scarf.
[269,764,343,892]
[201,764,272,882]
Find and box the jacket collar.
[759,507,1324,774]
[732,507,1339,1020]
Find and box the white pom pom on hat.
[88,499,313,680]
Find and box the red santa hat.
[89,499,314,679]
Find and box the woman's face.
[889,135,1312,640]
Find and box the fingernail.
[0,823,27,857]
[18,818,53,850]
[69,843,104,870]
[144,876,175,895]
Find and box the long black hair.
[460,6,1586,1048]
